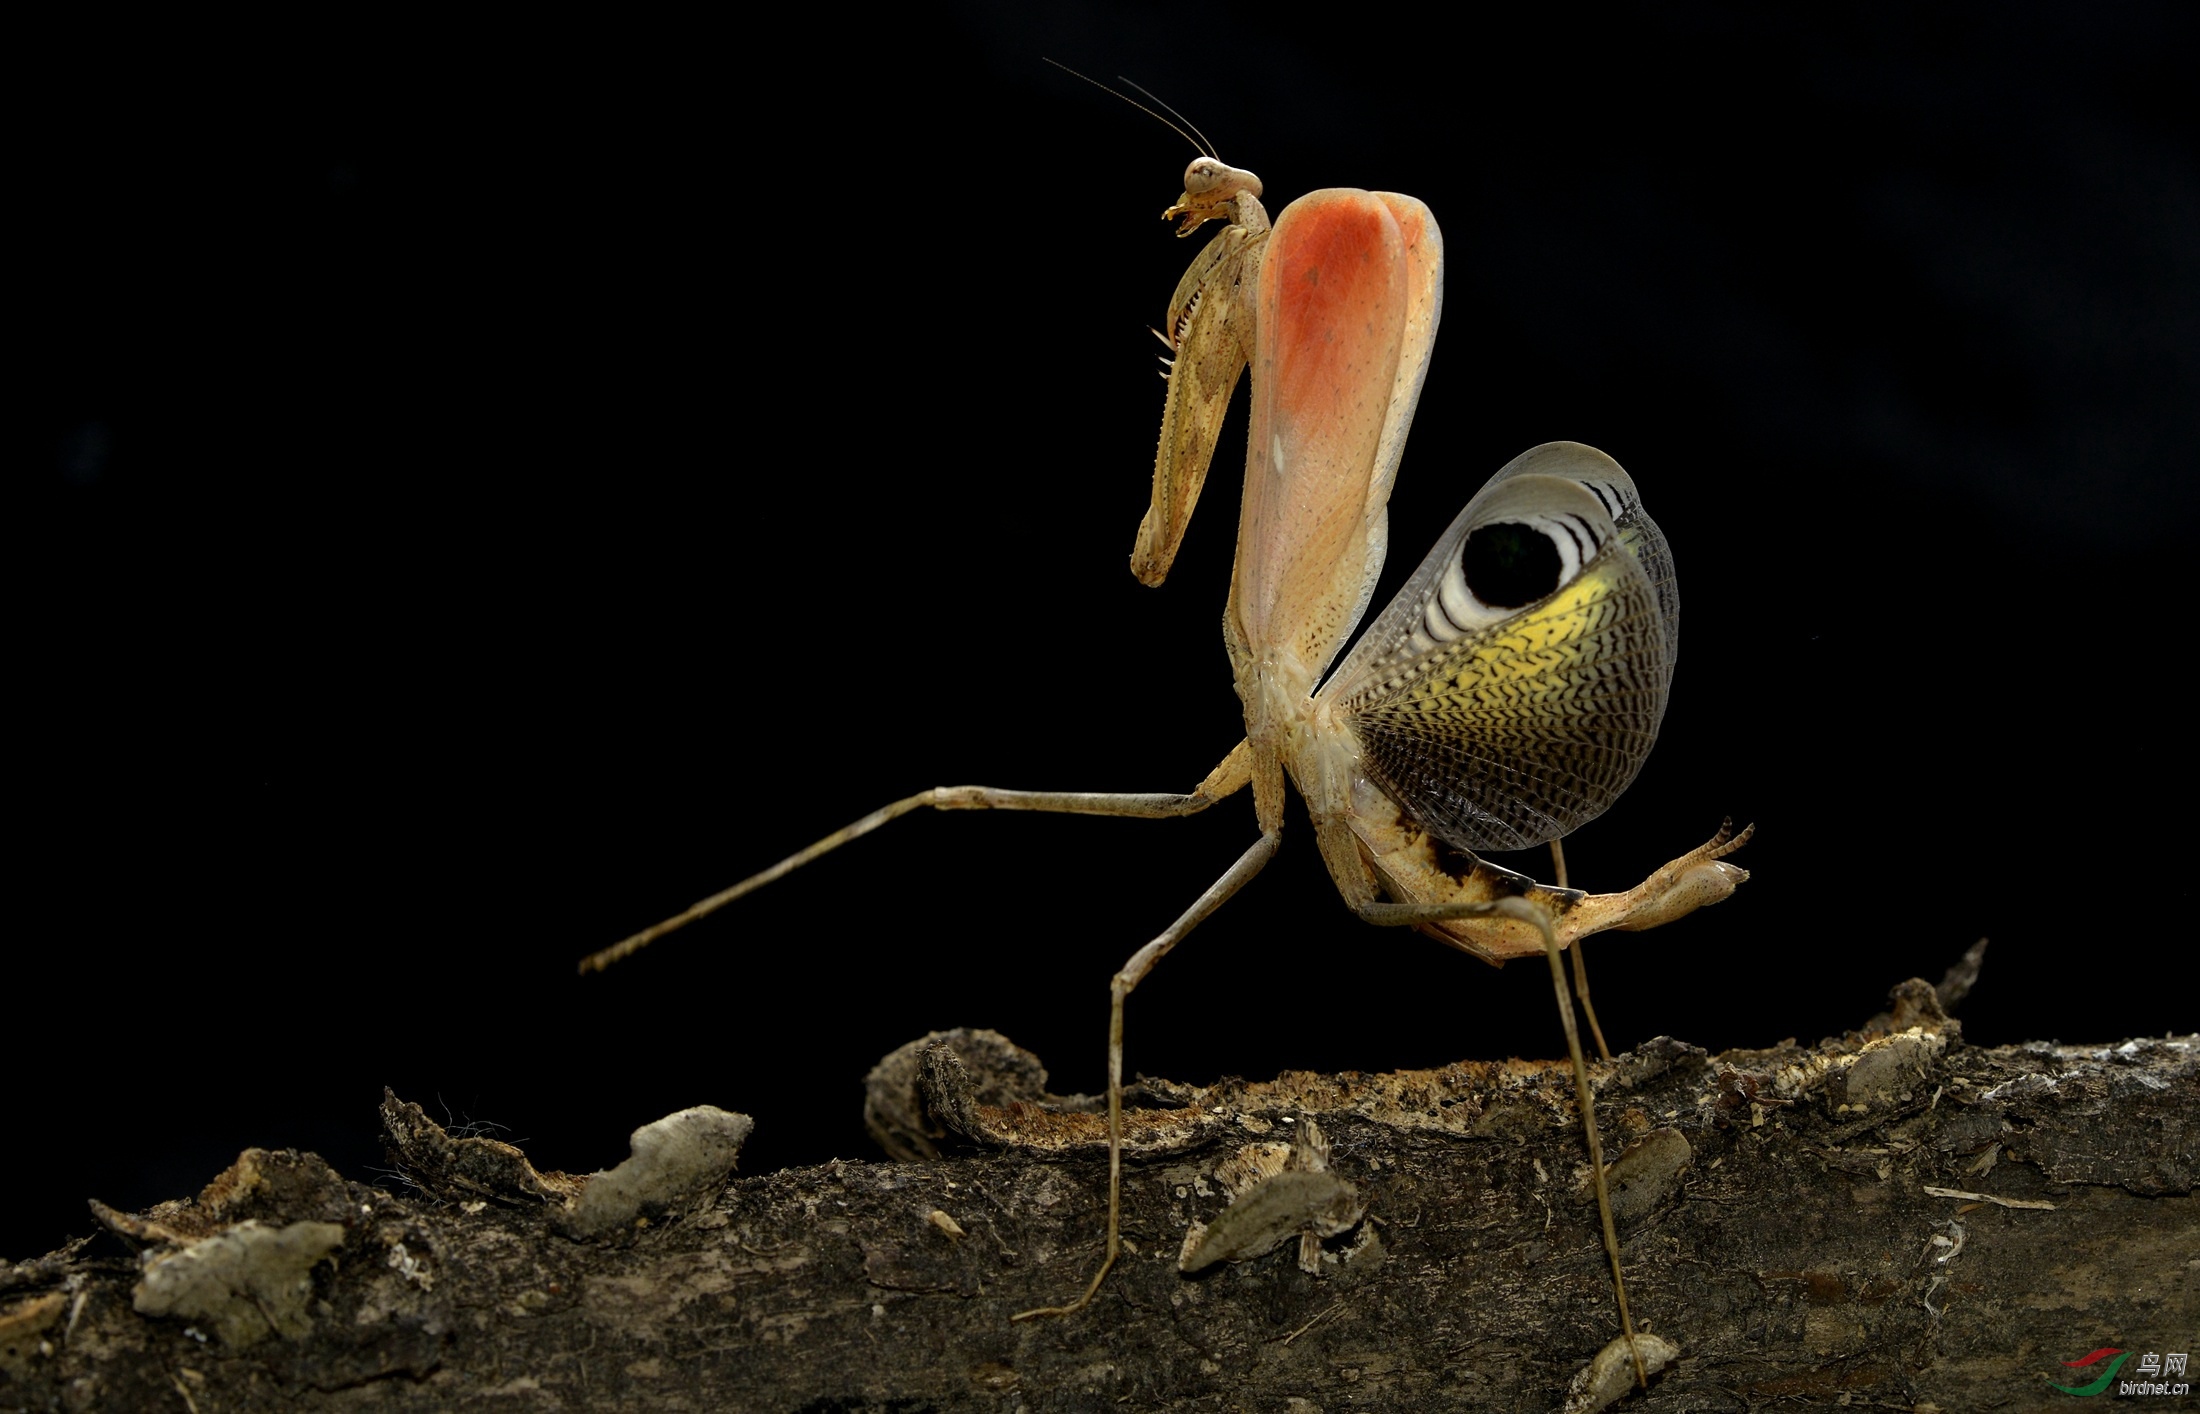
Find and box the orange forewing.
[1231,192,1427,683]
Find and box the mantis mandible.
[581,92,1750,1377]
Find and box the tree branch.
[3,981,2192,1411]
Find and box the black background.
[18,3,2196,1262]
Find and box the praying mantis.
[583,87,1750,1380]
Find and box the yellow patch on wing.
[1406,564,1640,707]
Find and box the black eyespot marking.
[1462,522,1562,608]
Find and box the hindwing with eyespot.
[1320,443,1676,852]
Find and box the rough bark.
[3,981,2193,1412]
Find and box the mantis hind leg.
[1550,837,1613,1063]
[1012,825,1280,1322]
[1360,892,1648,1388]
